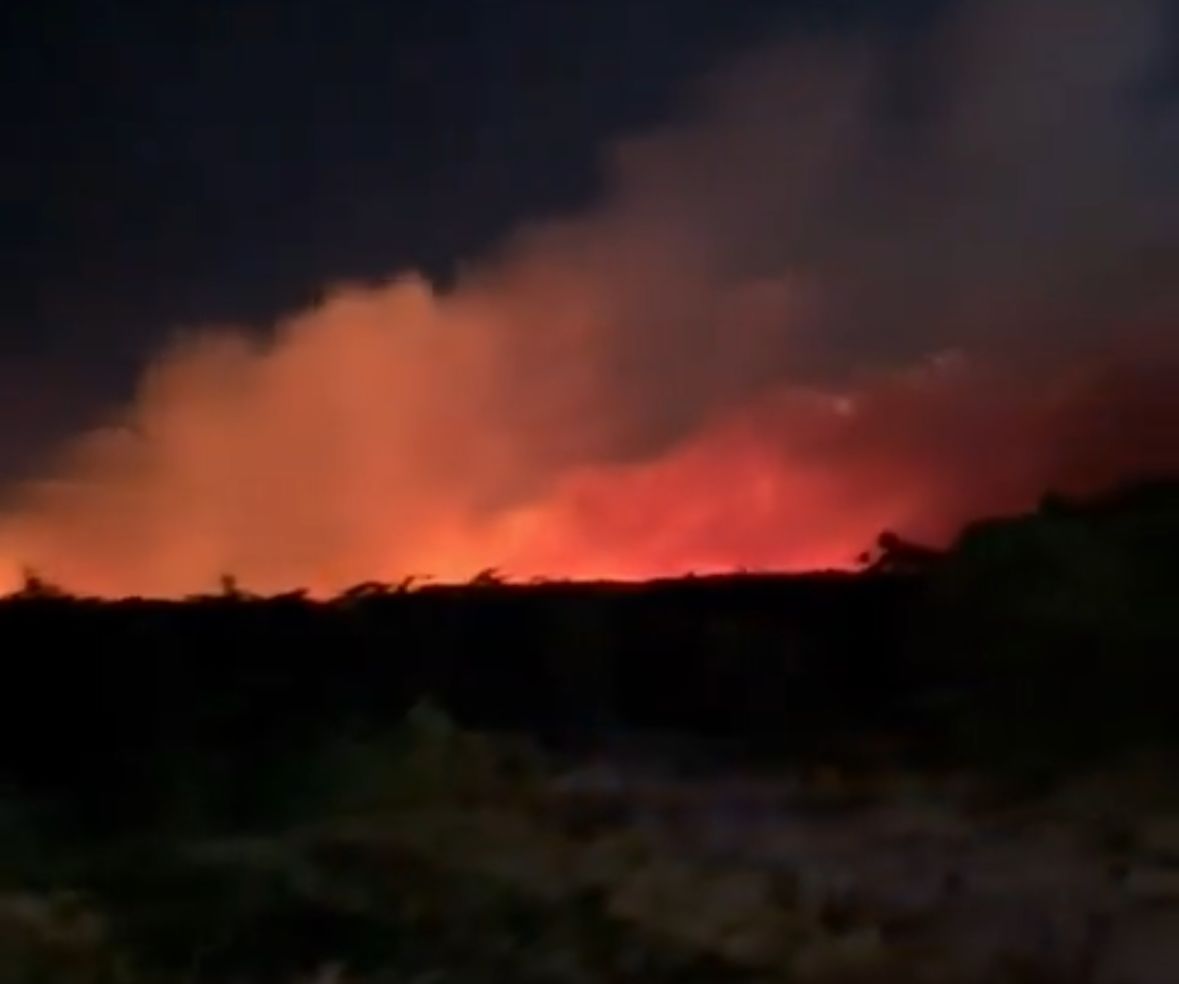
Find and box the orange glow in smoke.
[0,274,1171,600]
[1,0,1177,598]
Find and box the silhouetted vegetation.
[2,479,1178,822]
[2,477,1178,980]
[911,478,1179,774]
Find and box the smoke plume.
[2,0,1177,596]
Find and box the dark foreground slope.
[2,480,1179,984]
[0,569,920,834]
[1,477,1178,835]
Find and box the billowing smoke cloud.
[1,0,1177,596]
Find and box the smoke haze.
[2,0,1177,596]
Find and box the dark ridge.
[0,476,1176,836]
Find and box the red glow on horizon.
[2,0,1177,599]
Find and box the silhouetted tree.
[865,531,944,574]
[15,567,68,599]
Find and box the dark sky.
[0,0,945,481]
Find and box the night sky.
[1,0,941,482]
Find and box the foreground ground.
[8,705,1179,983]
[3,481,1178,981]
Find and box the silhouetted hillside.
[0,570,922,834]
[1,477,1178,835]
